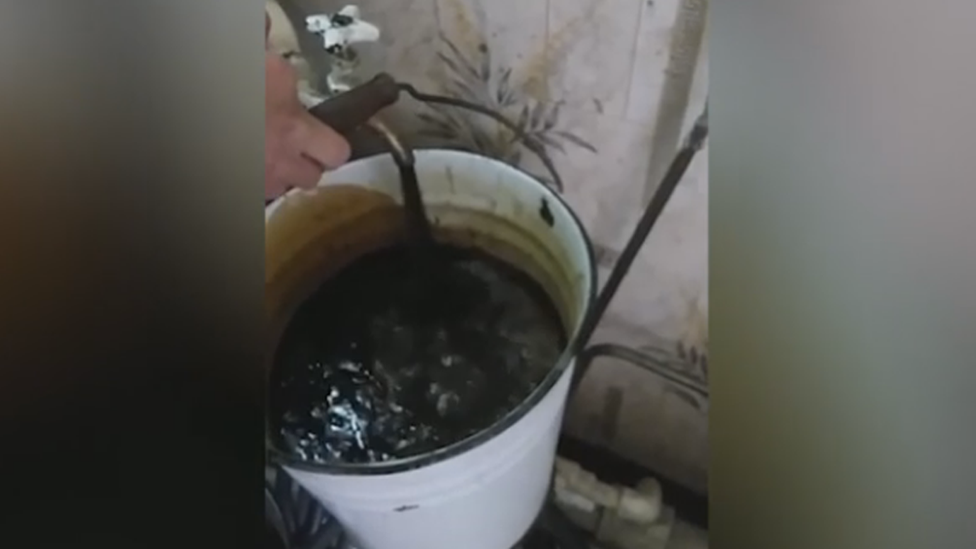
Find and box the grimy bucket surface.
[265,149,595,549]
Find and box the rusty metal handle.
[396,83,565,192]
[306,73,401,135]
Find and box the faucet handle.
[306,5,381,54]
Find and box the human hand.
[265,14,350,200]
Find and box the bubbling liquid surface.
[269,242,566,465]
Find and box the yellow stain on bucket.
[265,184,403,345]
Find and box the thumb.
[296,113,352,170]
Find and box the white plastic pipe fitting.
[552,457,708,549]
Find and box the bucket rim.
[265,148,597,476]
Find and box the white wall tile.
[608,144,708,341]
[625,0,681,124]
[547,0,644,118]
[552,110,653,248]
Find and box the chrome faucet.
[305,5,381,96]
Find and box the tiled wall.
[290,0,709,493]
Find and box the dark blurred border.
[0,2,266,547]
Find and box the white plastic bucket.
[265,150,595,549]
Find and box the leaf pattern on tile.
[635,342,709,384]
[414,7,598,192]
[663,385,706,412]
[674,340,709,385]
[626,338,708,414]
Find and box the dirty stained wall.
[288,0,710,494]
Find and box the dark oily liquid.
[270,241,567,465]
